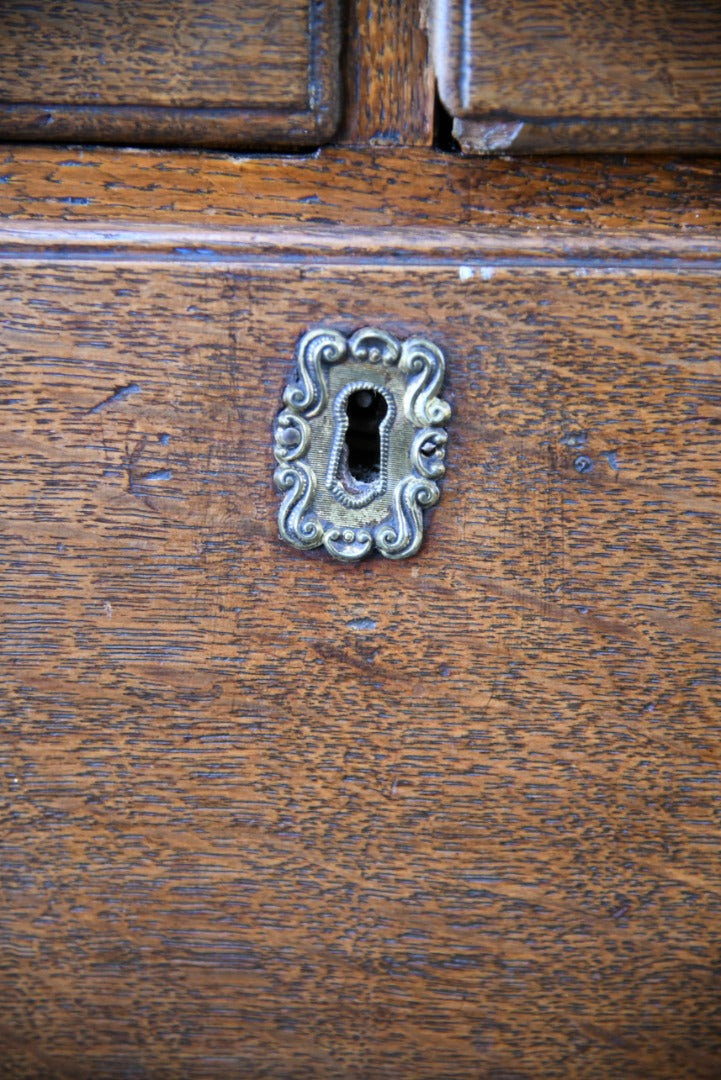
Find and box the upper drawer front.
[0,0,341,148]
[433,0,721,153]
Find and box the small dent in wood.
[142,469,173,483]
[561,431,588,449]
[458,265,495,281]
[347,617,377,632]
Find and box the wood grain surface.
[339,0,434,146]
[1,146,720,245]
[0,0,341,148]
[1,148,720,1078]
[433,0,721,153]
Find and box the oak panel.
[1,146,721,244]
[340,0,434,146]
[0,0,341,147]
[1,254,719,1078]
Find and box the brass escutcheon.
[273,327,451,561]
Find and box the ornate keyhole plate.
[273,327,451,562]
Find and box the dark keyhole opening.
[345,388,388,483]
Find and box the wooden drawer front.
[0,0,340,147]
[1,231,720,1075]
[433,0,721,152]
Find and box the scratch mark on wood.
[88,382,141,414]
[123,435,148,494]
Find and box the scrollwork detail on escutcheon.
[274,461,324,549]
[400,337,451,427]
[282,328,346,418]
[374,476,440,560]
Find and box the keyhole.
[345,388,388,483]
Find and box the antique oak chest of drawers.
[1,3,720,1077]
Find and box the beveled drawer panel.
[0,0,341,148]
[433,0,721,153]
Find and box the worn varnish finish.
[433,0,721,153]
[1,146,721,244]
[0,0,341,147]
[1,146,720,1076]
